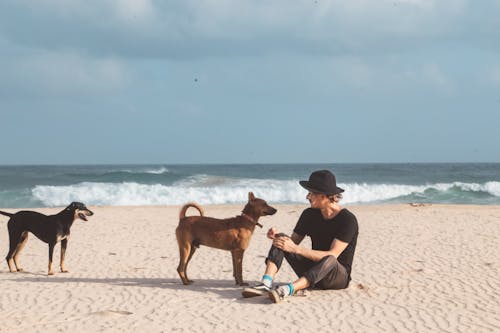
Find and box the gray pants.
[266,245,349,289]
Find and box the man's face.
[306,192,328,208]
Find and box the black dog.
[0,202,93,275]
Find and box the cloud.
[422,63,451,88]
[0,0,487,60]
[492,67,500,86]
[0,39,130,99]
[112,0,155,21]
[0,0,494,103]
[323,52,455,92]
[328,57,375,89]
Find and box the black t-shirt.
[293,208,358,276]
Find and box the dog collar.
[241,213,263,228]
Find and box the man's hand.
[272,235,299,253]
[267,227,278,239]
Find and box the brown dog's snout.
[267,207,277,215]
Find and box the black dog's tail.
[0,211,14,218]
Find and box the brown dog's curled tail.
[179,203,204,219]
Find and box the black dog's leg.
[48,243,56,275]
[6,229,22,272]
[60,239,69,273]
[13,232,29,271]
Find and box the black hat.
[299,170,344,195]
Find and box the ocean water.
[0,163,499,208]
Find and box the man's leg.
[283,251,316,278]
[266,246,317,281]
[270,255,349,303]
[302,255,349,290]
[242,245,288,298]
[267,250,316,302]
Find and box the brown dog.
[175,192,277,285]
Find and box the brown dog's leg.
[177,242,193,285]
[231,249,247,286]
[48,243,56,275]
[12,232,29,272]
[60,239,69,273]
[186,245,197,268]
[231,250,239,283]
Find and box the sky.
[0,0,499,165]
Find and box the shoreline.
[2,202,500,210]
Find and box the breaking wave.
[31,179,500,207]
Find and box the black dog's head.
[66,202,94,221]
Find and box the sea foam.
[31,180,500,207]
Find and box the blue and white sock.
[261,274,273,289]
[278,283,294,296]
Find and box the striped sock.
[278,283,294,297]
[262,274,273,288]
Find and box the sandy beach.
[0,204,499,332]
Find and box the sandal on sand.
[294,289,310,297]
[269,288,309,303]
[269,288,288,303]
[242,283,271,298]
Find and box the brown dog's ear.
[248,192,255,201]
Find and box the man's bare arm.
[274,235,348,262]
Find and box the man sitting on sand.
[242,170,359,303]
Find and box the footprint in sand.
[90,310,133,317]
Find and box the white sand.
[0,204,499,332]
